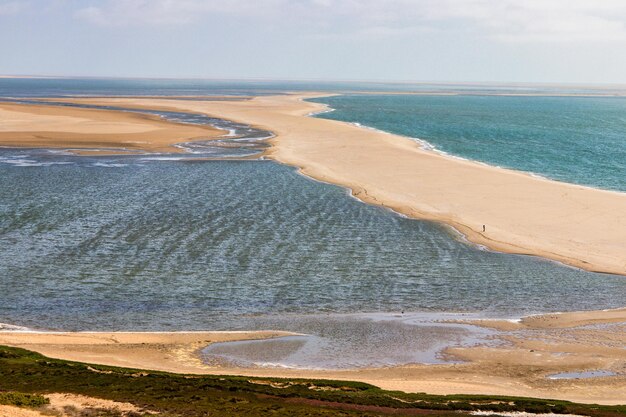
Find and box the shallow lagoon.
[1,159,623,333]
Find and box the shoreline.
[4,94,626,275]
[305,97,626,197]
[245,95,626,276]
[22,94,619,191]
[313,98,626,203]
[1,308,624,405]
[33,93,626,195]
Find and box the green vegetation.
[0,390,49,407]
[0,345,624,417]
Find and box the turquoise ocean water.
[0,78,624,368]
[311,94,626,192]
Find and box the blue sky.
[2,0,626,83]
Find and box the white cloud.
[419,0,626,42]
[310,25,435,41]
[73,0,287,25]
[71,0,626,43]
[0,0,27,15]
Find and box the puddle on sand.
[547,370,618,380]
[201,312,499,370]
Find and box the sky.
[2,0,626,84]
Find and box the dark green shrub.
[0,391,49,407]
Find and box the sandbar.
[44,94,626,276]
[0,102,221,154]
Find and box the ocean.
[311,94,626,192]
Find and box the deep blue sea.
[1,78,624,368]
[312,94,626,192]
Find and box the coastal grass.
[0,390,49,407]
[0,346,624,417]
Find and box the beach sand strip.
[39,94,626,276]
[1,310,624,405]
[0,102,221,154]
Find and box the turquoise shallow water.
[312,95,626,192]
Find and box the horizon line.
[2,74,626,89]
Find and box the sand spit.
[0,102,221,154]
[42,94,626,276]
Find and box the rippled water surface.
[1,160,624,332]
[1,78,625,369]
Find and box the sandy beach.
[1,309,624,405]
[0,102,221,154]
[1,95,625,404]
[0,331,293,374]
[36,93,626,276]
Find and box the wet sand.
[0,331,293,374]
[464,308,626,331]
[1,309,624,405]
[42,94,626,276]
[0,102,221,154]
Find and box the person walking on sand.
[482,225,486,232]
